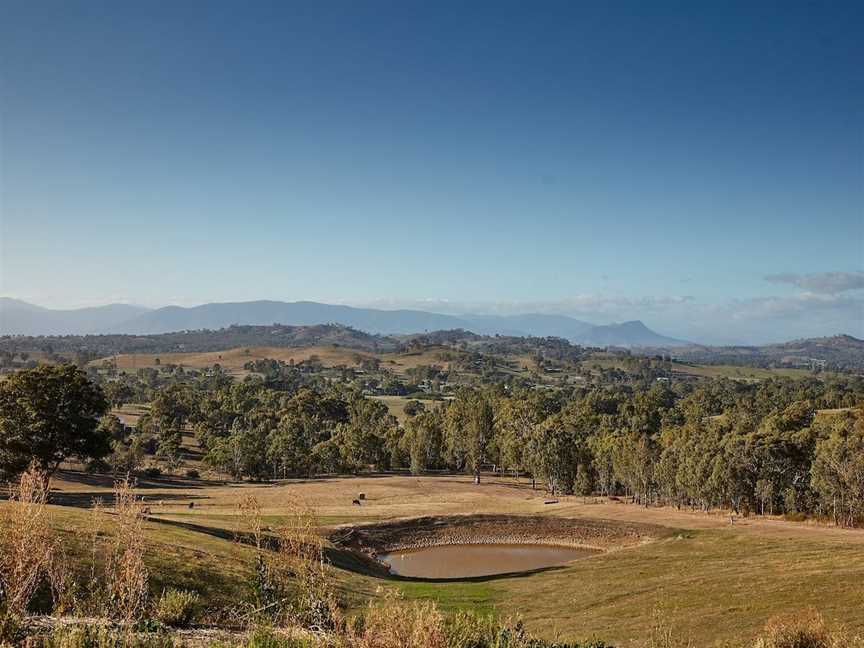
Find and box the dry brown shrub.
[237,495,340,632]
[237,494,264,550]
[103,478,149,623]
[46,541,76,617]
[275,499,322,566]
[0,464,56,620]
[349,590,446,648]
[272,500,338,629]
[62,499,111,617]
[754,610,864,648]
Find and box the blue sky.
[1,0,862,344]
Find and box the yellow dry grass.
[98,346,372,374]
[96,345,464,378]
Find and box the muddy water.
[380,544,598,579]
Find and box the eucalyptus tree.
[811,411,864,526]
[401,410,445,474]
[444,389,496,484]
[496,389,560,482]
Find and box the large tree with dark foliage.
[0,364,109,479]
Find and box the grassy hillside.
[26,472,864,646]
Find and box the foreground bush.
[239,496,341,632]
[350,601,609,648]
[0,465,57,642]
[19,607,864,648]
[753,611,864,648]
[153,589,201,628]
[350,596,446,648]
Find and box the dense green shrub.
[242,626,316,648]
[152,588,201,628]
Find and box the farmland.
[31,470,864,646]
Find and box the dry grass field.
[96,346,370,377]
[35,471,864,646]
[580,355,815,382]
[370,395,415,423]
[671,363,815,381]
[95,345,462,379]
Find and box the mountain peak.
[617,320,649,329]
[580,320,689,348]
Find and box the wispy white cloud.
[722,293,862,321]
[352,295,695,319]
[665,293,863,344]
[765,271,864,294]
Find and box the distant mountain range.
[0,298,689,348]
[0,298,149,336]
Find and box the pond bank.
[329,513,666,559]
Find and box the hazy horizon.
[1,293,860,346]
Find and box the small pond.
[380,544,598,579]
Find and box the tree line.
[1,364,863,526]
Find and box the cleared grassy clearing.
[30,472,864,646]
[370,394,447,423]
[371,395,414,423]
[379,347,457,372]
[580,355,819,382]
[671,362,815,381]
[95,346,372,374]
